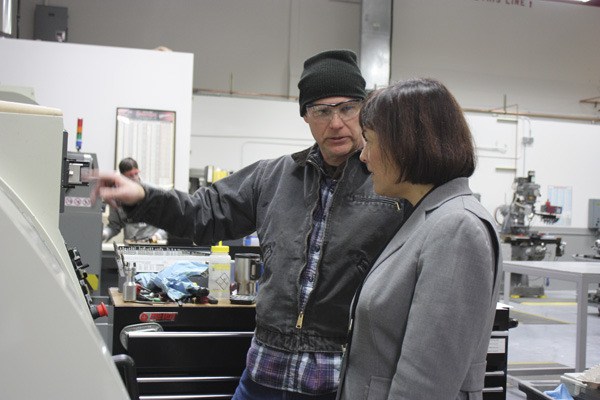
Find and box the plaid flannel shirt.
[246,175,341,394]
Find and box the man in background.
[102,157,167,243]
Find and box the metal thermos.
[123,262,137,302]
[234,253,262,295]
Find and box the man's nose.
[329,111,344,127]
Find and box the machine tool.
[0,100,130,399]
[495,171,565,297]
[59,151,104,294]
[573,199,600,263]
[573,238,600,313]
[572,199,600,313]
[572,239,600,262]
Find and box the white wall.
[0,38,194,190]
[14,0,600,118]
[192,94,600,229]
[191,95,312,172]
[16,0,361,98]
[391,0,600,117]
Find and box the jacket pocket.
[363,376,391,399]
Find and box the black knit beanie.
[298,49,366,116]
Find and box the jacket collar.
[291,144,317,166]
[419,177,472,214]
[291,143,363,168]
[374,177,472,266]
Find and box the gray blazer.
[337,178,502,400]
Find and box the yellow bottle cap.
[211,241,229,253]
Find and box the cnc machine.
[495,171,565,297]
[0,100,130,399]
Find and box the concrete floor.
[503,289,600,399]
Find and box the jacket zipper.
[296,160,343,330]
[296,311,305,328]
[296,160,319,330]
[355,196,401,211]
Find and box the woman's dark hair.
[360,78,475,185]
[118,157,138,174]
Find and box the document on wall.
[547,185,572,227]
[115,108,176,189]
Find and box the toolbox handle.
[137,375,241,383]
[127,331,254,339]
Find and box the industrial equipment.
[572,239,600,262]
[0,100,130,399]
[574,198,600,262]
[59,151,104,294]
[188,165,231,194]
[572,199,600,313]
[571,243,600,313]
[579,240,600,315]
[495,171,565,297]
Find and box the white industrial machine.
[495,171,565,297]
[573,199,600,262]
[0,100,130,399]
[572,199,600,313]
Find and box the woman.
[336,78,502,400]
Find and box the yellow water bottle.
[208,242,232,302]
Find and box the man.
[102,157,167,243]
[94,50,409,398]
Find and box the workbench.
[503,261,600,372]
